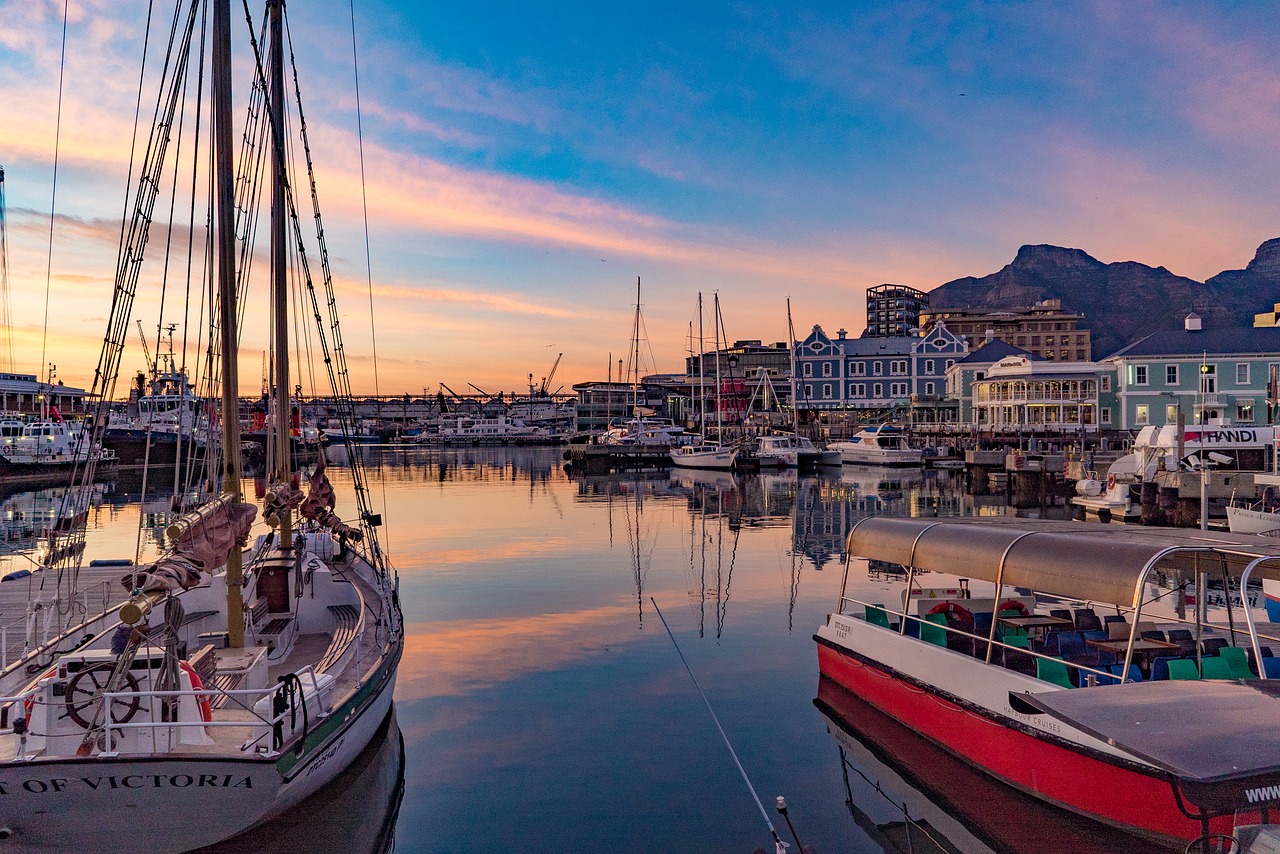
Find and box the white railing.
[0,580,115,673]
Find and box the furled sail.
[299,456,361,541]
[123,497,258,593]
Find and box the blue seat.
[1074,609,1103,633]
[973,611,994,636]
[1103,614,1127,626]
[1081,630,1114,666]
[1264,657,1280,679]
[900,617,920,639]
[1151,656,1179,681]
[1141,629,1167,643]
[1052,631,1086,659]
[1248,645,1273,674]
[1112,663,1143,683]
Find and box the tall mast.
[269,0,292,549]
[787,298,799,435]
[697,292,704,434]
[213,0,245,647]
[631,277,641,415]
[714,293,723,440]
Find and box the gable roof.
[955,338,1041,366]
[1107,327,1280,360]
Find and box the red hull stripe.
[816,640,1242,843]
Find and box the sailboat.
[0,2,402,850]
[670,293,737,471]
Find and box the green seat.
[865,604,893,629]
[1004,634,1030,649]
[1168,659,1201,681]
[1036,657,1075,689]
[920,619,948,647]
[1218,647,1255,679]
[924,613,949,625]
[1201,657,1237,680]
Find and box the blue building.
[793,323,968,414]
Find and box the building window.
[1166,404,1179,423]
[1166,365,1178,385]
[852,362,866,376]
[890,360,907,375]
[890,382,908,396]
[1031,336,1041,346]
[925,359,935,374]
[873,383,883,398]
[1134,365,1148,386]
[1076,350,1085,360]
[1101,375,1111,392]
[1101,408,1112,424]
[822,362,832,378]
[822,384,832,399]
[975,371,985,381]
[873,361,883,376]
[925,381,935,395]
[945,360,955,371]
[1136,404,1149,425]
[1238,401,1256,422]
[849,383,866,398]
[802,363,812,377]
[803,384,812,399]
[1200,364,1216,394]
[1237,363,1250,384]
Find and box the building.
[1255,302,1280,328]
[684,339,791,382]
[0,372,91,418]
[945,338,1041,426]
[864,285,928,338]
[793,323,968,415]
[919,299,1091,361]
[1104,313,1280,429]
[572,381,670,432]
[969,355,1116,434]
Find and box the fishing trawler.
[0,1,403,850]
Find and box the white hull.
[834,446,922,466]
[1226,504,1280,535]
[669,447,737,470]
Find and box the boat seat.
[1103,614,1127,626]
[1036,657,1075,689]
[1248,646,1274,674]
[1106,621,1131,641]
[1049,608,1072,623]
[1151,656,1180,681]
[1101,663,1143,685]
[1201,657,1238,680]
[1167,659,1201,681]
[317,605,361,674]
[1140,630,1167,643]
[180,609,218,628]
[188,644,217,686]
[1166,629,1198,657]
[1218,647,1255,679]
[864,604,895,630]
[1201,637,1229,657]
[1001,647,1037,676]
[1264,658,1280,679]
[919,618,948,648]
[1074,609,1103,633]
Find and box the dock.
[563,445,672,472]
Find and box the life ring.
[1106,473,1117,491]
[927,601,973,622]
[179,661,213,723]
[997,599,1030,616]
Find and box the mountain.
[924,240,1280,358]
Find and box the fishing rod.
[650,597,798,854]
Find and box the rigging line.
[650,597,788,853]
[0,167,11,373]
[39,0,72,385]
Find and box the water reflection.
[814,677,1167,854]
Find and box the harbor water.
[5,447,1167,853]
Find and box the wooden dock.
[563,445,672,472]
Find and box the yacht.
[828,425,921,466]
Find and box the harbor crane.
[530,353,563,397]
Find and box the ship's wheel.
[64,663,142,729]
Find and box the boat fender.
[1106,473,1116,491]
[179,661,213,723]
[997,599,1030,616]
[926,601,973,622]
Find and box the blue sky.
[2,0,1279,393]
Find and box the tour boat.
[827,425,921,467]
[815,515,1280,847]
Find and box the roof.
[846,516,1280,608]
[1107,327,1280,360]
[954,339,1040,366]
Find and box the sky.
[2,0,1280,397]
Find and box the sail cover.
[847,516,1280,608]
[300,456,362,541]
[123,500,258,593]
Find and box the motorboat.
[753,433,799,468]
[827,425,921,467]
[816,515,1280,847]
[669,440,737,470]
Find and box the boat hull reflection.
[814,677,1169,854]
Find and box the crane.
[539,353,563,396]
[135,319,155,375]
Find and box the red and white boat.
[815,516,1280,848]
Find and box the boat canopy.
[847,516,1280,609]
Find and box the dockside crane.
[539,353,563,397]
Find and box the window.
[925,381,935,395]
[822,384,832,399]
[873,383,883,398]
[945,360,955,371]
[890,382,908,396]
[890,360,907,376]
[975,371,985,381]
[1166,365,1178,385]
[1238,401,1256,422]
[852,362,866,376]
[822,362,832,378]
[1076,350,1086,360]
[1237,363,1250,384]
[873,361,883,376]
[803,384,812,399]
[1101,408,1112,424]
[849,383,866,398]
[1134,365,1148,386]
[1046,336,1055,347]
[1166,404,1179,423]
[1135,404,1149,425]
[1030,336,1041,346]
[1101,375,1111,392]
[925,359,935,374]
[802,363,812,377]
[1200,364,1216,394]
[1016,336,1026,346]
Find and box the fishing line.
[650,597,788,853]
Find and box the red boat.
[815,516,1280,849]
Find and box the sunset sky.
[2,0,1280,396]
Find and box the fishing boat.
[816,515,1280,847]
[0,420,115,472]
[0,1,403,849]
[104,330,207,469]
[753,433,799,468]
[669,441,737,470]
[828,425,921,467]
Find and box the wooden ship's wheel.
[64,663,142,729]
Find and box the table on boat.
[999,614,1073,644]
[1086,637,1179,676]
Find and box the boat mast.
[713,293,723,441]
[213,0,245,647]
[631,277,641,416]
[787,298,799,436]
[269,0,292,549]
[697,292,705,434]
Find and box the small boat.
[816,515,1280,847]
[795,434,841,467]
[753,433,799,468]
[827,425,921,467]
[669,440,737,470]
[0,421,115,469]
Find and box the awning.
[847,517,1280,608]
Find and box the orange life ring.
[998,599,1030,616]
[1106,473,1117,491]
[179,661,213,723]
[927,601,973,622]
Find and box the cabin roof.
[847,516,1280,608]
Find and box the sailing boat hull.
[0,648,399,853]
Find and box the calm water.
[6,448,1161,853]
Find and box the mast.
[213,0,245,647]
[713,293,723,441]
[697,293,705,435]
[787,298,799,435]
[630,277,641,415]
[269,0,292,549]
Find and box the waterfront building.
[685,339,791,382]
[864,284,928,338]
[919,298,1091,361]
[945,338,1040,426]
[969,354,1117,434]
[0,372,90,418]
[572,380,670,432]
[1104,313,1280,429]
[793,323,967,416]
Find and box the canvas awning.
[847,517,1280,608]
